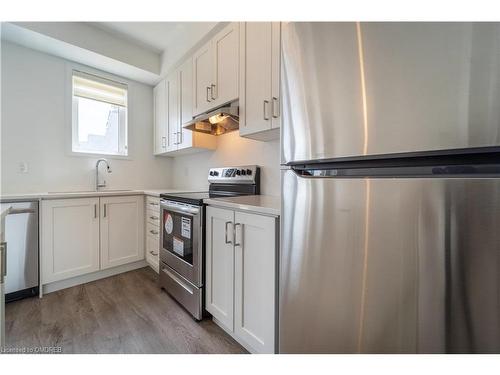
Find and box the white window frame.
[66,64,131,160]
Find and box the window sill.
[69,150,132,161]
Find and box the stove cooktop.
[160,191,240,206]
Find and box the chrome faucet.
[95,159,112,191]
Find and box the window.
[72,71,128,156]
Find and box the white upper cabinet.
[211,22,240,108]
[155,58,216,156]
[100,195,144,270]
[165,71,179,152]
[153,80,167,154]
[239,22,281,141]
[193,40,214,116]
[41,198,100,284]
[192,22,240,117]
[178,57,194,149]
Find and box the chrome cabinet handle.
[149,250,158,256]
[225,221,233,244]
[272,96,279,118]
[179,131,183,145]
[103,204,107,218]
[162,136,166,148]
[94,204,97,218]
[150,229,159,235]
[263,100,270,120]
[1,242,7,283]
[211,84,216,100]
[150,215,159,220]
[149,202,159,206]
[206,86,211,102]
[234,223,242,247]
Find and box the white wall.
[1,41,172,194]
[170,131,280,197]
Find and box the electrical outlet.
[19,161,28,173]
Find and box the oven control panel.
[208,165,259,184]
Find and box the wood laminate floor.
[4,267,246,354]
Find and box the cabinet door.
[192,40,214,116]
[166,72,179,152]
[271,22,281,130]
[206,206,235,331]
[239,22,273,136]
[100,195,144,270]
[212,22,239,107]
[153,80,167,154]
[41,198,100,283]
[234,211,276,353]
[178,57,194,150]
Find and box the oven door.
[160,200,203,287]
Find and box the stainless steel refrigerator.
[280,22,500,353]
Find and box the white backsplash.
[170,131,281,197]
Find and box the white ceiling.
[92,22,218,54]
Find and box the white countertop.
[204,195,280,216]
[0,188,205,201]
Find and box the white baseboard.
[42,260,148,295]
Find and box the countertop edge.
[204,197,280,216]
[0,189,203,201]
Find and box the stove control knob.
[246,169,252,175]
[236,169,241,176]
[209,171,214,176]
[213,171,219,176]
[241,170,246,176]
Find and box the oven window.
[162,209,194,265]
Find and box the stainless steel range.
[159,165,260,320]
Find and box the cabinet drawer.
[146,209,160,226]
[146,222,160,238]
[146,196,160,212]
[146,234,159,257]
[146,235,159,273]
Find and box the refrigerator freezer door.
[280,169,500,353]
[281,22,500,164]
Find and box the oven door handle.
[160,203,199,216]
[162,267,194,295]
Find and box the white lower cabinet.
[145,195,160,273]
[42,198,100,284]
[42,196,144,284]
[205,205,278,354]
[206,206,235,330]
[100,195,144,269]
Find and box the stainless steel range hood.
[183,105,239,136]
